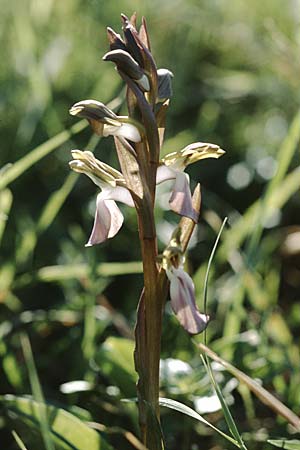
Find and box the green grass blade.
[201,356,248,450]
[247,110,300,256]
[0,121,86,191]
[0,341,23,389]
[201,218,248,449]
[0,188,13,245]
[12,261,143,288]
[0,92,124,191]
[203,217,227,321]
[197,342,300,431]
[12,431,28,450]
[268,439,300,449]
[266,109,300,193]
[37,172,78,233]
[159,397,239,447]
[2,395,113,450]
[220,109,300,259]
[20,333,55,450]
[220,165,300,259]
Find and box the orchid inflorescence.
[69,12,224,335]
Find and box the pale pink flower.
[157,142,225,222]
[166,266,209,335]
[86,186,134,246]
[69,150,134,246]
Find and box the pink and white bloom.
[162,229,209,334]
[86,185,134,246]
[166,265,209,335]
[69,150,134,246]
[157,142,225,222]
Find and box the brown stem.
[135,206,163,449]
[134,185,202,449]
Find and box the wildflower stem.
[134,185,201,449]
[135,208,163,448]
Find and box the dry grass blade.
[88,422,149,450]
[197,342,300,431]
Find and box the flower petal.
[167,267,209,334]
[156,166,198,222]
[156,164,176,184]
[108,186,135,207]
[85,194,124,246]
[169,172,199,222]
[103,122,141,142]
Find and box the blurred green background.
[1,0,300,449]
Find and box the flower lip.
[156,165,199,223]
[161,228,209,334]
[167,266,210,335]
[69,150,135,246]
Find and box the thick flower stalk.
[69,13,224,450]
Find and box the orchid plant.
[69,13,224,450]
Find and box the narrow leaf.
[0,121,86,190]
[37,172,78,233]
[0,188,13,245]
[20,334,55,450]
[95,337,136,397]
[159,397,239,447]
[220,108,300,259]
[1,395,113,450]
[197,342,300,431]
[12,431,28,450]
[202,356,248,450]
[268,439,300,449]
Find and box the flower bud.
[69,100,117,122]
[106,27,127,52]
[121,13,144,67]
[103,49,150,91]
[157,68,173,102]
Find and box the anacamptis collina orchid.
[69,13,224,448]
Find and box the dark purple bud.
[106,27,127,52]
[139,17,151,51]
[69,100,117,122]
[157,69,174,102]
[121,13,144,67]
[103,49,150,91]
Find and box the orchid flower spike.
[157,142,225,222]
[162,228,209,334]
[69,100,142,143]
[69,150,134,246]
